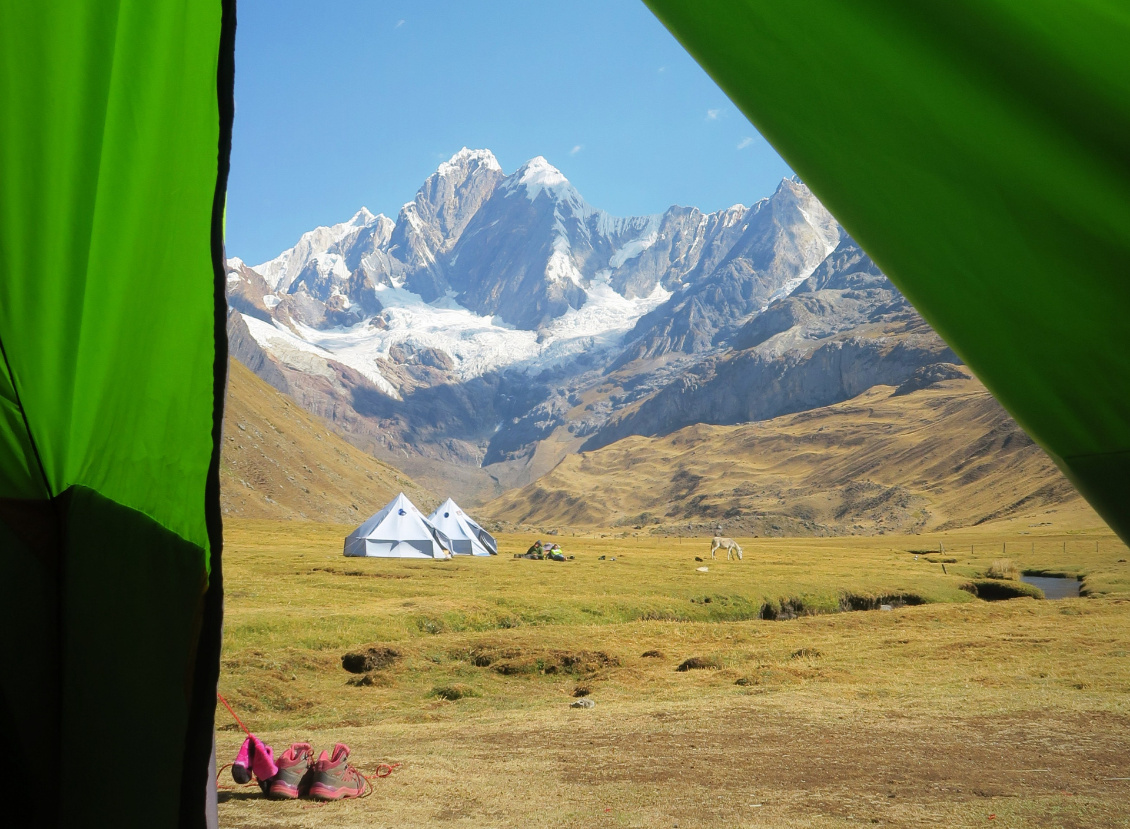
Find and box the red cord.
[216,692,253,738]
[215,762,262,790]
[366,763,401,779]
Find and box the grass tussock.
[431,684,479,701]
[986,558,1020,580]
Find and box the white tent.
[344,492,452,558]
[427,498,498,556]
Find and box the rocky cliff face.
[385,148,504,300]
[618,179,842,360]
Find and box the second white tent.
[428,498,498,556]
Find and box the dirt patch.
[548,708,1130,798]
[676,655,722,671]
[342,646,402,674]
[311,566,410,579]
[464,646,523,667]
[466,645,619,676]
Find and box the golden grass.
[216,520,1130,828]
[482,378,1088,534]
[220,360,436,523]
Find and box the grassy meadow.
[217,521,1130,828]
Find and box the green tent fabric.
[0,1,233,826]
[644,0,1130,543]
[2,0,1128,824]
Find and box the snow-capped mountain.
[227,149,958,501]
[230,149,844,383]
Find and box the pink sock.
[231,736,253,784]
[250,735,279,780]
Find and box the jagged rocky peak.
[254,207,382,295]
[405,147,504,240]
[334,212,395,260]
[714,178,840,280]
[770,177,840,250]
[616,178,848,361]
[438,147,502,176]
[444,154,670,330]
[607,202,754,300]
[386,148,505,300]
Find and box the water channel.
[1020,574,1082,599]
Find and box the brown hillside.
[221,359,435,522]
[482,377,1091,535]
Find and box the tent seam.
[0,331,53,498]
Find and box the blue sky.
[227,0,791,266]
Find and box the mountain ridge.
[222,148,1079,526]
[482,376,1086,535]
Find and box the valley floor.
[216,520,1130,828]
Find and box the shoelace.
[215,762,262,791]
[359,763,402,798]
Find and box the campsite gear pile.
[345,493,498,559]
[516,540,571,560]
[217,694,397,802]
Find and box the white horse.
[710,536,743,561]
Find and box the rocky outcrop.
[225,259,275,323]
[584,327,960,451]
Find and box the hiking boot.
[265,742,315,799]
[307,743,366,800]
